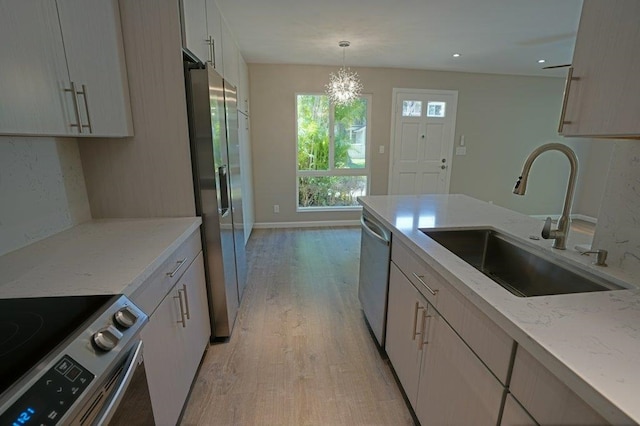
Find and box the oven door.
[72,341,154,425]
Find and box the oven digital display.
[0,355,94,426]
[12,407,36,425]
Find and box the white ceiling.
[216,0,583,77]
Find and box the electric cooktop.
[0,295,116,395]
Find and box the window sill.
[296,206,363,213]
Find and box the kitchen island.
[359,194,640,425]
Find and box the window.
[296,94,370,209]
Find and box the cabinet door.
[141,282,191,425]
[238,55,250,115]
[57,0,133,137]
[509,347,607,425]
[415,307,504,425]
[385,262,426,407]
[205,0,224,73]
[501,394,536,426]
[221,19,239,87]
[181,0,209,64]
[0,1,73,136]
[180,253,211,376]
[561,0,640,137]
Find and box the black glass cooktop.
[0,295,116,395]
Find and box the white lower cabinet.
[506,346,607,425]
[386,262,504,425]
[501,395,536,426]
[141,252,210,425]
[386,263,425,406]
[416,309,504,425]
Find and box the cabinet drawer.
[392,239,442,306]
[509,347,607,425]
[131,229,202,315]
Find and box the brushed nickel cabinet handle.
[422,310,433,348]
[180,284,190,320]
[558,67,579,134]
[76,84,93,133]
[167,258,187,277]
[64,81,83,133]
[411,301,424,340]
[174,290,187,328]
[412,273,438,296]
[211,37,216,68]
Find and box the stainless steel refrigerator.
[184,54,247,339]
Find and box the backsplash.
[592,140,640,275]
[0,137,91,256]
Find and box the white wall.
[249,63,605,224]
[0,137,91,256]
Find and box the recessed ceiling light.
[537,59,546,64]
[452,53,461,58]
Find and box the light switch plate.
[456,147,467,156]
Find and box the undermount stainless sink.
[421,228,624,297]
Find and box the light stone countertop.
[359,194,640,425]
[0,217,201,299]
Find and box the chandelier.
[325,41,363,106]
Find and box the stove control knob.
[93,325,123,351]
[114,306,139,329]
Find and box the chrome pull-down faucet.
[513,143,579,250]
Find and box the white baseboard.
[529,214,597,224]
[253,220,360,229]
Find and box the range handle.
[218,165,230,216]
[95,340,144,425]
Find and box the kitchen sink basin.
[421,228,624,297]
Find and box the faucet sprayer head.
[513,176,527,195]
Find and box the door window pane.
[427,102,446,117]
[335,98,367,169]
[298,176,367,208]
[402,100,422,117]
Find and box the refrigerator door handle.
[218,165,230,213]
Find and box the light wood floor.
[180,228,414,426]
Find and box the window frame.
[295,92,372,212]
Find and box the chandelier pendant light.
[325,41,363,106]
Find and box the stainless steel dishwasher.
[358,209,391,348]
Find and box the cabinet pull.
[180,283,190,320]
[558,67,579,133]
[412,273,438,296]
[174,290,187,328]
[167,258,187,277]
[76,84,93,133]
[64,82,83,134]
[211,37,216,68]
[412,301,425,340]
[421,310,433,348]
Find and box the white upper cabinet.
[559,0,640,138]
[0,0,133,137]
[0,2,72,136]
[181,0,223,74]
[238,54,250,115]
[57,0,133,137]
[221,18,239,87]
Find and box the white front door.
[389,89,458,195]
